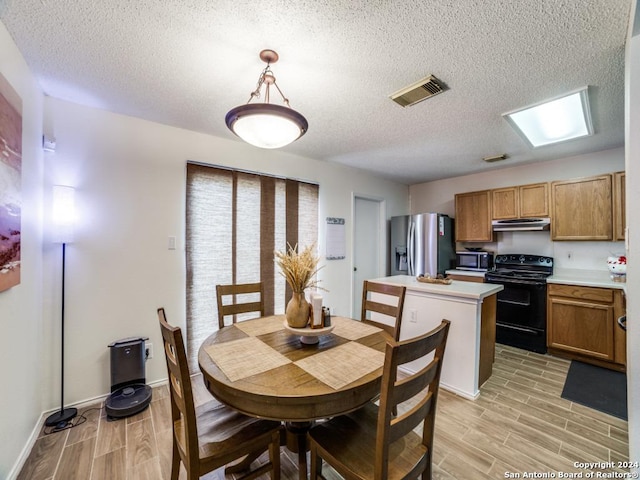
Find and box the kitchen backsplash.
[494,231,625,271]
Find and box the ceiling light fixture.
[225,49,308,149]
[502,87,593,148]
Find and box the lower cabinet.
[547,284,626,371]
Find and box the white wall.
[409,148,625,271]
[0,22,45,478]
[625,0,639,465]
[42,97,409,409]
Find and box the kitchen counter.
[368,275,503,399]
[369,274,502,300]
[548,268,626,291]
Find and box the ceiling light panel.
[502,87,593,148]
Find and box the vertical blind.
[185,163,319,371]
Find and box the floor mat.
[561,360,627,420]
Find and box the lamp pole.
[46,187,78,428]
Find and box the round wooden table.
[198,315,389,479]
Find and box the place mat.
[295,341,385,390]
[331,317,383,340]
[234,316,285,337]
[204,337,291,382]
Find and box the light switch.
[168,236,177,250]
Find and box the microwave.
[456,251,494,271]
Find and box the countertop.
[369,275,503,300]
[447,267,627,291]
[547,268,627,291]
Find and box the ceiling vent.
[389,75,447,107]
[483,154,509,163]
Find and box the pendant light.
[225,49,308,149]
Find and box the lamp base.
[45,407,78,427]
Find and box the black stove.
[485,254,553,282]
[484,254,554,354]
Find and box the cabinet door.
[551,174,613,240]
[547,297,615,361]
[491,187,518,220]
[519,182,549,217]
[614,171,625,241]
[455,190,493,242]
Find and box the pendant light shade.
[225,50,308,149]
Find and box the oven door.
[487,278,547,330]
[485,276,548,353]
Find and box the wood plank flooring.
[18,344,629,479]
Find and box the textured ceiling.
[0,0,631,184]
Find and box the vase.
[286,291,311,328]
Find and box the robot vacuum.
[105,337,152,418]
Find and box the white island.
[368,275,503,399]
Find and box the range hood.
[492,218,551,232]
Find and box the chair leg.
[170,441,180,480]
[270,431,281,480]
[309,444,321,480]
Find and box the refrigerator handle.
[407,221,415,276]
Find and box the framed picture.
[0,73,22,292]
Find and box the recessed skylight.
[503,87,593,148]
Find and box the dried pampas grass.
[274,243,325,293]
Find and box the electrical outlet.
[145,343,153,360]
[410,309,418,323]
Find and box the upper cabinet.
[492,182,549,220]
[455,190,493,242]
[551,174,613,241]
[614,171,625,241]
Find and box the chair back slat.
[376,319,450,478]
[216,282,265,329]
[157,308,200,466]
[361,281,406,341]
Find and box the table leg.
[285,421,313,480]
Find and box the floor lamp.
[46,185,78,427]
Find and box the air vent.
[483,154,509,163]
[389,75,447,107]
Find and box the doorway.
[352,195,386,317]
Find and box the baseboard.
[7,377,170,480]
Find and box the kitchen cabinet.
[614,171,625,241]
[491,182,549,220]
[455,190,493,242]
[547,284,625,371]
[550,174,613,241]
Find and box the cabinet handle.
[617,315,626,331]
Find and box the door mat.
[561,361,627,420]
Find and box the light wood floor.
[18,344,629,479]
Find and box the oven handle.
[486,278,546,287]
[497,299,530,307]
[497,323,539,335]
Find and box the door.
[353,196,383,318]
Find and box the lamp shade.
[226,104,308,149]
[52,185,76,243]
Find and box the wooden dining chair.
[308,319,451,480]
[157,308,281,480]
[216,282,265,329]
[361,280,406,341]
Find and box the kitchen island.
[368,275,503,399]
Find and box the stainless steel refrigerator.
[390,213,455,277]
